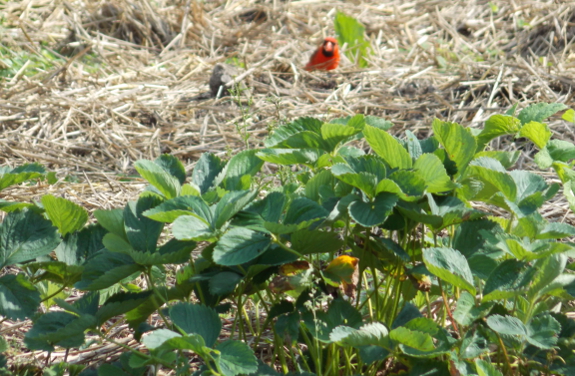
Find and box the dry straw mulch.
[2,0,575,372]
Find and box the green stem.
[272,235,303,257]
[370,266,380,321]
[495,332,512,375]
[145,268,172,330]
[40,284,67,303]
[271,325,290,374]
[300,325,321,375]
[438,280,459,335]
[425,291,432,319]
[252,290,272,352]
[390,266,404,324]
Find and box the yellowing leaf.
[279,261,310,276]
[325,255,359,284]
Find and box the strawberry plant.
[2,103,575,375]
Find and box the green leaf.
[24,311,95,351]
[564,180,575,213]
[256,148,323,166]
[334,10,370,68]
[483,259,535,302]
[378,238,410,262]
[335,322,391,349]
[422,247,475,295]
[486,314,527,336]
[264,117,323,148]
[476,114,521,151]
[461,329,489,359]
[142,328,181,350]
[213,227,271,266]
[172,215,213,241]
[453,292,493,326]
[346,154,387,179]
[283,197,329,225]
[504,170,557,218]
[135,159,181,199]
[209,272,242,295]
[348,193,398,227]
[535,146,554,169]
[365,115,393,131]
[214,190,257,229]
[268,130,327,151]
[405,130,423,160]
[432,119,476,177]
[291,229,343,255]
[517,102,567,125]
[547,139,575,162]
[0,209,60,268]
[305,169,334,202]
[156,238,195,265]
[96,291,152,326]
[425,195,486,231]
[413,153,457,193]
[332,165,378,198]
[215,340,258,376]
[191,153,226,194]
[526,313,560,349]
[169,303,221,347]
[124,196,164,253]
[321,119,363,151]
[466,157,516,201]
[0,336,6,353]
[528,253,567,300]
[224,150,264,191]
[518,121,551,149]
[385,170,427,200]
[75,251,141,290]
[154,154,186,185]
[255,193,288,223]
[476,359,504,376]
[0,274,41,320]
[453,219,501,259]
[0,200,36,213]
[54,224,106,266]
[562,108,575,122]
[475,150,521,169]
[537,222,575,239]
[41,195,88,236]
[275,311,300,345]
[57,291,99,316]
[389,326,435,351]
[94,208,126,240]
[104,232,192,266]
[143,195,212,223]
[159,333,207,355]
[27,261,83,288]
[0,163,45,191]
[363,125,412,169]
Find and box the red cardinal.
[305,37,340,71]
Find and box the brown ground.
[2,0,575,372]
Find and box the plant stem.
[271,235,303,257]
[145,268,172,330]
[438,280,459,335]
[40,284,67,303]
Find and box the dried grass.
[2,0,575,372]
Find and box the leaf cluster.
[2,103,575,375]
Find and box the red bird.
[305,37,340,71]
